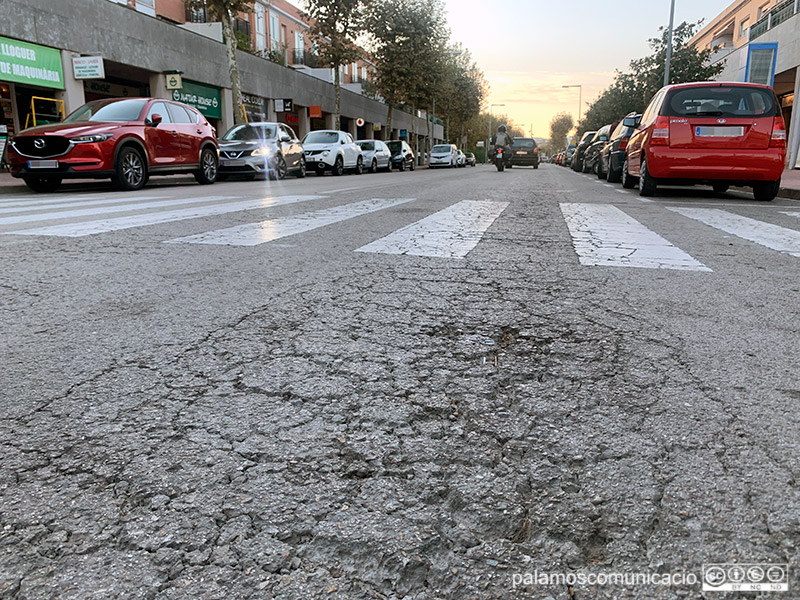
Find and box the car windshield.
[63,99,148,123]
[386,141,403,152]
[432,145,452,153]
[513,139,535,148]
[664,86,777,118]
[304,131,339,144]
[222,124,277,141]
[357,141,374,151]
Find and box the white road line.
[3,195,325,237]
[356,200,509,259]
[560,203,710,271]
[670,207,800,257]
[781,211,800,218]
[0,194,103,205]
[0,196,164,214]
[0,195,239,225]
[638,197,654,203]
[166,198,415,246]
[615,190,630,194]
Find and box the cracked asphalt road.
[1,165,799,599]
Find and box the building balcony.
[750,0,798,40]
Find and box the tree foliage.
[302,0,365,129]
[548,112,574,152]
[577,21,724,135]
[187,0,255,125]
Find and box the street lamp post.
[487,103,505,163]
[664,0,676,86]
[562,84,582,124]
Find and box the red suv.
[6,97,219,192]
[622,82,786,201]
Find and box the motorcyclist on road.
[492,124,512,165]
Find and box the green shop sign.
[0,36,63,90]
[172,80,221,120]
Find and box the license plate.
[221,159,245,167]
[28,160,58,169]
[516,151,528,155]
[695,126,744,137]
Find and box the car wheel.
[295,156,306,178]
[621,158,637,189]
[399,159,406,172]
[606,159,621,183]
[571,157,581,171]
[385,161,392,172]
[193,147,218,185]
[533,163,538,170]
[353,155,364,175]
[370,158,377,173]
[332,155,344,176]
[582,158,591,173]
[639,159,657,196]
[712,183,729,193]
[753,180,780,202]
[270,154,287,180]
[23,176,62,193]
[114,146,147,191]
[596,159,606,180]
[410,159,415,171]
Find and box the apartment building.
[1,0,438,152]
[691,0,800,167]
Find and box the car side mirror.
[623,116,639,128]
[148,114,163,126]
[280,135,291,142]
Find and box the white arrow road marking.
[560,203,710,271]
[0,195,240,225]
[670,207,800,257]
[3,195,325,237]
[356,200,508,259]
[166,198,416,246]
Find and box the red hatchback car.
[6,97,219,192]
[622,82,786,201]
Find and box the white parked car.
[430,143,458,168]
[302,130,363,176]
[456,149,466,167]
[356,139,392,173]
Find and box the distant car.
[302,130,363,176]
[356,139,392,172]
[386,140,415,171]
[571,131,596,172]
[218,122,305,180]
[565,143,577,166]
[510,137,539,168]
[456,148,466,167]
[464,152,476,166]
[429,143,458,168]
[583,124,613,176]
[599,112,640,183]
[624,81,786,200]
[7,97,219,192]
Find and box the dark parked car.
[623,81,786,200]
[583,124,613,176]
[570,130,596,172]
[386,140,415,171]
[464,152,476,166]
[218,122,305,180]
[510,137,539,168]
[7,97,219,192]
[599,112,640,183]
[565,143,577,166]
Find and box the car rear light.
[651,116,670,146]
[618,136,628,151]
[770,116,786,148]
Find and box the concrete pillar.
[220,88,234,135]
[324,113,335,129]
[365,123,374,139]
[297,105,310,138]
[148,73,169,101]
[58,51,86,114]
[788,67,800,169]
[267,98,278,122]
[347,118,357,138]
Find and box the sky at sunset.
[442,0,734,138]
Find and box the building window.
[739,17,750,39]
[747,42,778,86]
[255,4,266,52]
[758,3,770,19]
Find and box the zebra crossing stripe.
[670,207,800,257]
[0,194,152,209]
[166,198,416,246]
[3,195,325,237]
[0,195,242,226]
[0,196,167,215]
[560,203,710,271]
[355,200,508,259]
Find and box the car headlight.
[70,133,113,143]
[322,150,330,157]
[251,146,271,157]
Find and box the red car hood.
[15,122,125,137]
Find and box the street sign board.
[72,56,105,80]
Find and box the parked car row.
[4,97,430,193]
[555,81,786,201]
[429,144,475,168]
